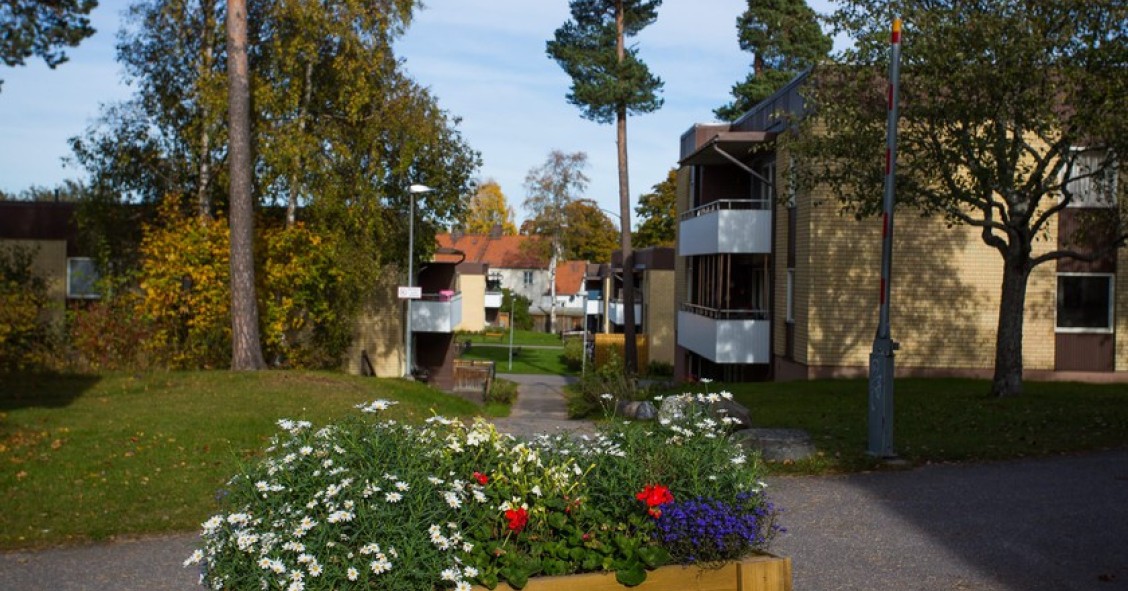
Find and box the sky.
[0,0,835,225]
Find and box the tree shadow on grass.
[0,372,101,411]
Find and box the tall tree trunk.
[991,252,1030,397]
[227,0,266,370]
[287,60,314,227]
[615,0,639,374]
[195,0,216,218]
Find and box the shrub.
[560,338,584,371]
[67,287,155,371]
[485,377,518,405]
[566,352,642,418]
[189,395,779,591]
[645,360,673,378]
[0,245,57,371]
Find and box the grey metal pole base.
[867,338,898,458]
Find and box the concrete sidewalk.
[2,376,1125,590]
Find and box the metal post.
[581,290,588,376]
[404,184,432,379]
[868,18,903,458]
[508,295,515,371]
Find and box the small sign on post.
[398,286,422,300]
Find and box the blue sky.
[0,0,834,224]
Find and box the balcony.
[411,292,463,333]
[585,297,602,315]
[678,199,772,256]
[677,304,769,364]
[484,291,503,309]
[608,298,642,326]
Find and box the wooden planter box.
[473,554,792,591]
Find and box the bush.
[485,377,518,405]
[68,288,155,371]
[566,352,642,418]
[560,338,584,371]
[645,360,673,378]
[0,245,57,371]
[190,396,780,591]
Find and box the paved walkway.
[2,376,1125,590]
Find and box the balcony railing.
[679,198,770,221]
[411,292,463,333]
[677,304,769,364]
[679,302,768,320]
[484,291,503,309]
[678,199,772,256]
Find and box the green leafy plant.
[485,378,519,406]
[560,338,584,371]
[0,245,57,371]
[191,393,778,590]
[567,353,643,418]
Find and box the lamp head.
[409,184,433,194]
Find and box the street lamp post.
[405,183,433,379]
[580,290,588,376]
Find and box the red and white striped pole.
[868,17,902,458]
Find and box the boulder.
[734,428,815,462]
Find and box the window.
[754,161,775,208]
[786,268,795,323]
[522,271,534,286]
[1064,149,1117,208]
[1056,273,1113,332]
[67,258,100,299]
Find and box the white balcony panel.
[677,310,769,364]
[678,209,772,256]
[412,294,463,333]
[586,299,602,314]
[484,292,503,309]
[608,302,642,326]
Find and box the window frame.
[1062,148,1118,209]
[66,257,101,300]
[1055,272,1114,334]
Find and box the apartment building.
[674,72,1128,382]
[585,247,676,366]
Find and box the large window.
[1064,149,1117,208]
[67,257,100,299]
[1056,273,1113,332]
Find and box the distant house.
[584,247,676,366]
[437,231,587,332]
[0,202,99,325]
[674,71,1128,382]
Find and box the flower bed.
[187,393,783,590]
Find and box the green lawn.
[0,371,482,549]
[457,329,565,347]
[459,344,574,376]
[671,378,1128,474]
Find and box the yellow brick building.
[674,73,1127,382]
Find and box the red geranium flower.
[472,471,489,486]
[636,484,674,518]
[504,506,528,532]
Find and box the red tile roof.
[437,233,548,269]
[555,260,586,296]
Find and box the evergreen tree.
[0,0,97,91]
[714,0,830,121]
[547,0,664,373]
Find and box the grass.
[457,329,564,347]
[0,370,483,549]
[671,378,1128,474]
[459,345,574,375]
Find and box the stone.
[734,428,815,462]
[634,401,657,420]
[658,395,692,423]
[709,399,752,430]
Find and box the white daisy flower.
[385,492,402,503]
[347,567,359,581]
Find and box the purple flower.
[653,492,782,563]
